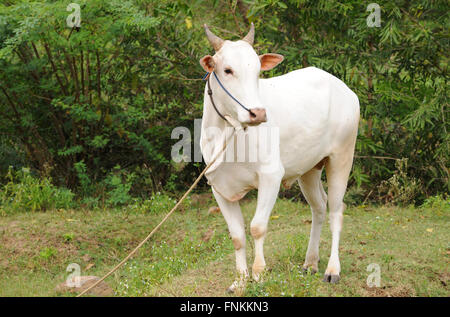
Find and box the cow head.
[200,23,284,126]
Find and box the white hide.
[199,38,359,290]
[201,66,359,201]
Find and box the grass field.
[0,196,448,297]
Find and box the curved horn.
[242,22,255,46]
[204,24,224,51]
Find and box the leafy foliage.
[377,158,422,205]
[0,0,448,205]
[0,167,74,214]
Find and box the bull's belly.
[279,144,329,189]
[205,145,327,201]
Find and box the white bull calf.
[199,24,360,292]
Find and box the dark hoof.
[302,267,318,275]
[323,274,340,284]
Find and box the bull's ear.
[259,53,284,71]
[200,55,215,72]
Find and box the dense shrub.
[0,0,448,205]
[0,167,74,214]
[377,158,422,205]
[420,194,450,211]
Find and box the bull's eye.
[224,68,233,75]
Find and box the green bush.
[104,165,136,207]
[420,194,450,211]
[0,0,447,204]
[377,158,422,206]
[0,167,74,214]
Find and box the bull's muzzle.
[249,108,267,125]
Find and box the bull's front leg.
[250,169,283,281]
[211,187,248,294]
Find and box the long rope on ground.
[77,129,235,297]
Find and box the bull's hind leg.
[323,150,355,283]
[299,167,327,274]
[212,188,248,293]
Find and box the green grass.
[0,198,448,297]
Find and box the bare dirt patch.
[363,284,415,297]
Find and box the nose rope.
[204,72,254,122]
[206,73,228,122]
[211,72,253,113]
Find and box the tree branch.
[44,42,69,95]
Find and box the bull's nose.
[249,108,267,124]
